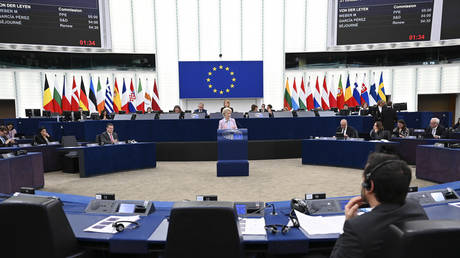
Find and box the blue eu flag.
[179,61,263,98]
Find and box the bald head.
[340,119,348,129]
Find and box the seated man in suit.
[424,117,446,139]
[0,126,15,147]
[330,153,428,258]
[193,103,207,116]
[34,127,52,145]
[336,119,358,139]
[100,123,119,145]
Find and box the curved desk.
[24,181,460,256]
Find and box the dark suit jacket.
[193,109,208,115]
[100,131,119,145]
[381,107,397,131]
[424,125,447,139]
[370,130,391,140]
[330,199,428,258]
[336,126,358,138]
[34,135,52,145]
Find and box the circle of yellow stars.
[206,65,236,95]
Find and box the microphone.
[266,203,277,216]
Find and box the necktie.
[0,137,4,144]
[432,128,436,136]
[110,133,114,143]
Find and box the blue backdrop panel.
[179,61,263,98]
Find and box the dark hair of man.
[106,123,114,128]
[363,153,411,205]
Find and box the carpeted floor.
[43,159,435,202]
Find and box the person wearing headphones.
[330,153,428,258]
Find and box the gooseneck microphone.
[265,203,277,216]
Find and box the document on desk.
[84,215,140,234]
[294,210,345,235]
[239,218,266,235]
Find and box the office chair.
[61,136,79,173]
[0,195,86,258]
[165,201,243,258]
[382,220,460,258]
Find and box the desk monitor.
[248,112,269,118]
[25,109,33,117]
[33,109,41,117]
[118,110,126,114]
[82,111,90,117]
[184,113,205,119]
[136,113,157,120]
[209,112,223,119]
[159,113,180,120]
[42,110,51,117]
[296,111,316,118]
[62,111,72,121]
[232,112,244,119]
[90,113,100,120]
[317,111,336,117]
[339,110,350,116]
[72,111,81,121]
[273,111,293,118]
[114,114,134,120]
[394,102,407,111]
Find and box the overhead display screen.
[440,0,460,40]
[0,0,105,48]
[336,0,434,45]
[330,0,460,49]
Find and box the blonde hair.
[222,107,232,115]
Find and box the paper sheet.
[84,215,140,234]
[292,210,345,235]
[239,217,266,235]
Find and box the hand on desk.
[344,196,364,220]
[433,135,441,139]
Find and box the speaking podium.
[217,129,249,177]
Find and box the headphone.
[264,209,300,234]
[362,159,406,190]
[112,221,140,232]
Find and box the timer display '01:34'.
[79,40,97,46]
[408,34,426,41]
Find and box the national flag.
[306,77,314,110]
[43,74,54,112]
[136,78,144,112]
[378,72,386,102]
[337,75,345,110]
[369,72,378,106]
[344,74,354,107]
[79,77,89,111]
[88,77,97,113]
[128,78,137,113]
[283,78,292,110]
[313,76,321,109]
[52,75,62,114]
[298,77,307,110]
[105,78,114,113]
[113,78,122,113]
[360,74,370,106]
[291,78,300,110]
[152,78,161,111]
[71,76,79,111]
[61,75,71,111]
[96,77,105,113]
[321,75,330,110]
[329,75,337,109]
[121,78,129,112]
[352,74,361,106]
[144,78,152,111]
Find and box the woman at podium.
[218,108,238,130]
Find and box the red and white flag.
[152,78,160,111]
[306,77,314,110]
[71,76,79,111]
[321,75,330,110]
[328,75,337,109]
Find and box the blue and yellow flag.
[378,72,386,102]
[179,61,263,98]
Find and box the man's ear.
[369,180,375,193]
